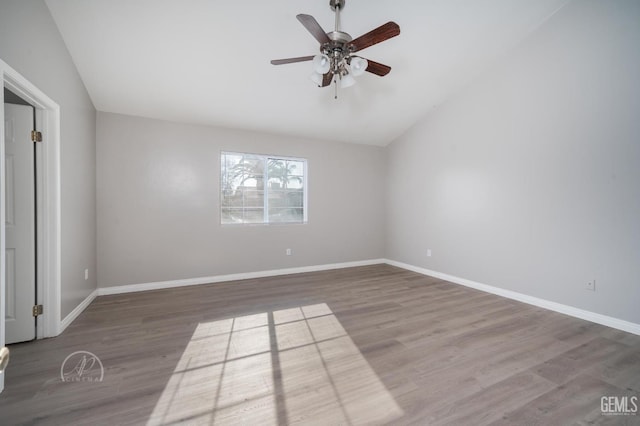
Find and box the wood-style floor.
[1,265,639,425]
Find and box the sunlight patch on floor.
[147,304,403,425]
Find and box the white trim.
[0,68,5,395]
[385,259,640,336]
[1,59,62,343]
[98,259,386,296]
[60,290,98,334]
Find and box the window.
[221,152,307,225]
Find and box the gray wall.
[386,0,640,323]
[0,0,97,318]
[97,112,386,287]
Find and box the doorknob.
[0,347,9,374]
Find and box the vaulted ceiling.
[45,0,570,146]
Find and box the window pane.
[268,190,285,208]
[243,208,265,224]
[285,178,303,189]
[267,159,303,189]
[221,153,244,198]
[287,160,304,176]
[221,208,242,224]
[242,190,264,207]
[285,190,304,208]
[268,177,282,189]
[269,208,304,223]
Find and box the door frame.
[1,59,62,364]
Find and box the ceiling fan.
[271,0,400,97]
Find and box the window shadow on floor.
[147,303,403,425]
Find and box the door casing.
[1,58,62,393]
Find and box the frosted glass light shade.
[310,72,324,86]
[312,54,331,74]
[340,72,356,88]
[350,57,368,77]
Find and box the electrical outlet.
[586,280,595,291]
[427,249,432,257]
[286,248,292,256]
[84,268,89,280]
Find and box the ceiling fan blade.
[271,56,315,65]
[297,14,331,45]
[321,72,334,87]
[349,22,400,53]
[363,59,392,76]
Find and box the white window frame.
[220,151,308,225]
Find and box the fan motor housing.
[327,31,352,44]
[321,31,353,60]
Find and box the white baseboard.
[97,259,386,296]
[60,289,98,334]
[385,259,640,336]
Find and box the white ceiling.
[45,0,570,146]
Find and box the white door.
[3,103,36,344]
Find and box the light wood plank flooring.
[1,265,639,425]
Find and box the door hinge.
[32,304,43,317]
[31,130,43,142]
[0,347,9,374]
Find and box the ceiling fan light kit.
[312,54,331,74]
[349,57,368,77]
[271,0,400,99]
